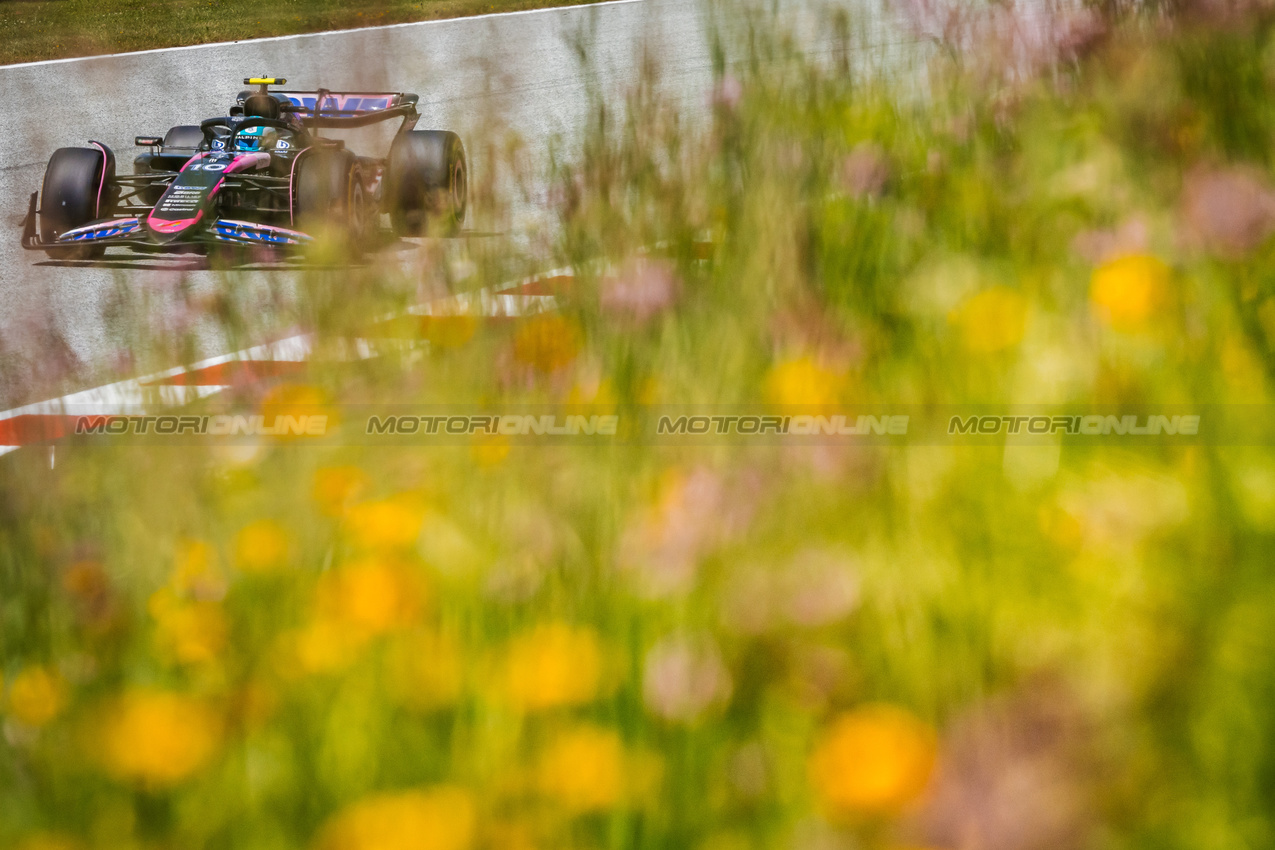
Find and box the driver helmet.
[234,124,279,152]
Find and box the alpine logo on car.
[21,77,467,260]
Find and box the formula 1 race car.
[21,77,467,258]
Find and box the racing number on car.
[187,162,227,172]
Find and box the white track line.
[0,0,643,70]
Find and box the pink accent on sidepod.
[226,152,272,173]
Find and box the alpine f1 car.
[21,77,467,258]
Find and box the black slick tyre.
[293,148,368,257]
[40,146,113,260]
[385,130,467,237]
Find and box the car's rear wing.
[235,89,421,131]
[236,90,419,115]
[279,91,418,115]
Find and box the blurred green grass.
[0,0,603,66]
[7,2,1275,850]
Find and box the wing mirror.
[135,136,163,148]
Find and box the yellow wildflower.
[952,286,1028,352]
[234,519,290,573]
[314,466,370,517]
[316,557,425,636]
[538,725,626,812]
[764,357,844,408]
[504,623,603,710]
[95,690,222,786]
[1090,254,1169,330]
[346,496,426,549]
[8,666,67,728]
[317,787,476,850]
[807,704,937,815]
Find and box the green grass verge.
[0,0,602,66]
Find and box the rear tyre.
[386,130,467,237]
[40,146,113,260]
[294,149,369,257]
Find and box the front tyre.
[386,130,467,237]
[40,146,114,259]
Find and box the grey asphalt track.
[0,0,905,409]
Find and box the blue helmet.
[234,125,277,152]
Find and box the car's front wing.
[20,191,314,252]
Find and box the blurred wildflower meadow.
[7,1,1275,849]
